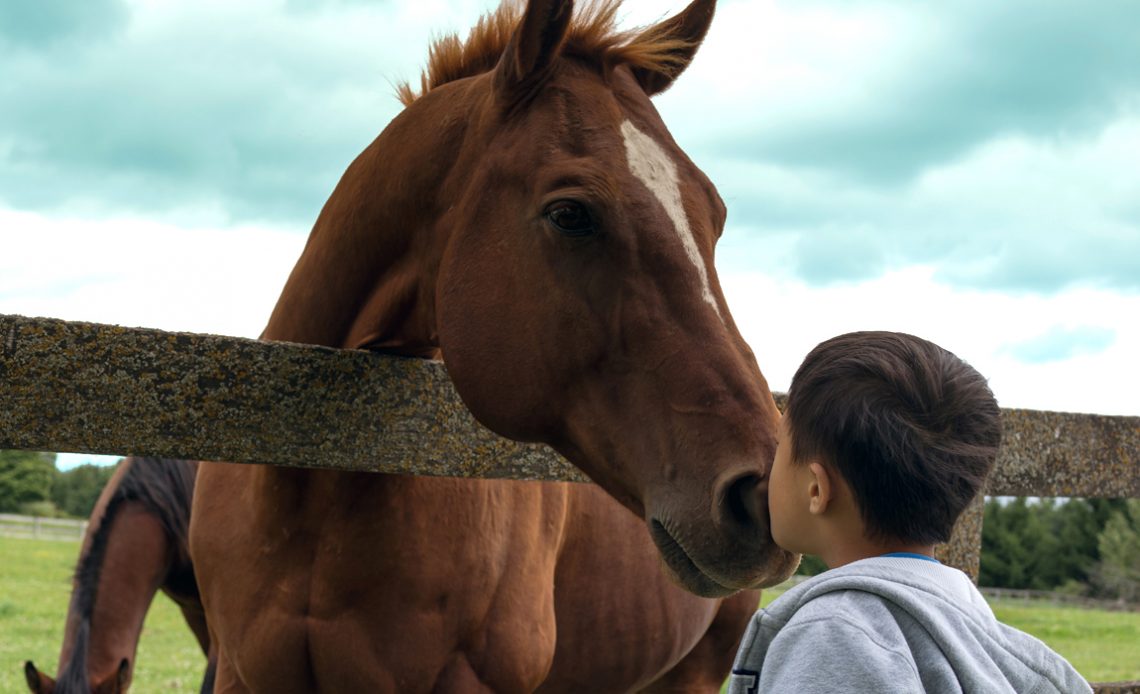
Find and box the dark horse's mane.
[56,457,197,691]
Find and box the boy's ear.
[807,462,833,515]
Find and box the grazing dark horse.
[190,0,799,690]
[24,457,216,694]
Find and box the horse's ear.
[493,0,573,98]
[93,658,130,694]
[112,658,130,693]
[630,0,716,96]
[23,661,54,694]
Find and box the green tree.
[1087,498,1128,529]
[1024,498,1065,590]
[980,497,1037,588]
[795,554,827,576]
[0,450,58,513]
[981,497,1130,591]
[52,463,118,518]
[1047,499,1106,587]
[1091,500,1140,602]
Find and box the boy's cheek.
[769,496,812,555]
[768,499,793,550]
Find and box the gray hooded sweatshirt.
[727,556,1091,693]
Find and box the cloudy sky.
[2,0,1137,467]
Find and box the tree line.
[3,449,1139,601]
[0,450,116,518]
[980,496,1139,602]
[795,497,1140,601]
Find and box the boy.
[728,331,1091,693]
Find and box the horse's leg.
[175,600,212,658]
[173,600,216,692]
[638,589,759,693]
[199,644,217,694]
[210,647,251,694]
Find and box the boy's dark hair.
[785,331,1002,545]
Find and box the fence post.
[935,494,985,582]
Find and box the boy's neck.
[820,539,937,570]
[803,468,937,570]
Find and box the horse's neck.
[262,81,479,353]
[257,85,484,493]
[59,502,171,683]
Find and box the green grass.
[3,537,1137,690]
[0,536,205,693]
[992,600,1140,682]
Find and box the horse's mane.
[110,457,197,551]
[60,457,198,682]
[396,0,693,106]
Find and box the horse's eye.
[544,201,596,237]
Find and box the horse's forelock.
[396,0,689,106]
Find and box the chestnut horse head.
[264,0,798,596]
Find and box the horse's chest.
[199,473,567,691]
[217,542,560,692]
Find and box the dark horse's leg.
[176,601,215,693]
[174,601,211,653]
[199,648,217,694]
[639,590,759,693]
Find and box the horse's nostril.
[720,473,769,535]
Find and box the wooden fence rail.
[2,312,1139,689]
[0,313,583,482]
[4,313,1136,492]
[3,312,1137,574]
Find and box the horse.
[189,0,800,690]
[24,457,216,694]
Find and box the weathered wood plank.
[2,314,1137,498]
[986,407,1139,498]
[0,313,587,482]
[769,398,1139,498]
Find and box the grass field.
[990,601,1140,682]
[2,536,1136,691]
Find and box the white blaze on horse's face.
[620,119,723,321]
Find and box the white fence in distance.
[0,513,87,542]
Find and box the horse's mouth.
[649,519,737,598]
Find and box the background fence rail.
[979,586,1140,613]
[0,513,87,541]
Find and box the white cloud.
[0,208,305,337]
[713,114,1140,293]
[720,266,1140,416]
[656,0,925,160]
